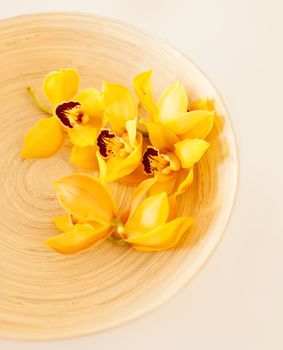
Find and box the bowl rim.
[0,11,240,340]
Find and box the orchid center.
[55,101,89,128]
[97,129,127,158]
[142,146,170,175]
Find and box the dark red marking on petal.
[142,146,170,175]
[55,101,81,128]
[97,129,124,158]
[97,129,116,157]
[142,146,159,174]
[76,111,84,124]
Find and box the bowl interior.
[0,13,238,340]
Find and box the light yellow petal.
[128,177,158,220]
[21,116,63,158]
[127,217,194,250]
[55,174,117,224]
[125,192,169,235]
[103,81,138,134]
[43,68,79,105]
[125,118,137,146]
[99,132,143,183]
[69,145,98,171]
[118,176,157,227]
[174,138,209,168]
[45,223,112,254]
[166,110,215,140]
[75,88,104,117]
[190,98,214,111]
[75,88,104,129]
[143,121,179,151]
[67,124,97,147]
[174,167,194,196]
[133,69,158,117]
[156,81,188,124]
[52,215,74,233]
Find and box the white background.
[0,1,282,349]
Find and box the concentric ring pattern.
[0,13,238,340]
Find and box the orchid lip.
[97,129,124,158]
[55,101,81,128]
[142,146,170,175]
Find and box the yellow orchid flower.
[122,191,194,251]
[21,69,104,160]
[141,121,208,195]
[133,69,215,140]
[132,70,216,195]
[95,82,143,182]
[46,174,193,253]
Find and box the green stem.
[107,234,128,246]
[107,219,128,246]
[27,87,52,115]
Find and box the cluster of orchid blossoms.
[21,68,216,253]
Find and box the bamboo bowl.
[0,13,238,340]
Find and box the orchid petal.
[52,215,74,233]
[166,152,181,172]
[168,195,178,221]
[143,121,179,151]
[156,81,188,124]
[67,124,97,147]
[43,68,79,106]
[128,177,158,220]
[142,146,170,176]
[174,138,209,168]
[125,192,169,235]
[125,118,137,147]
[75,88,104,117]
[96,151,107,183]
[69,145,98,171]
[149,173,177,195]
[118,163,150,186]
[133,69,158,117]
[166,110,215,140]
[174,167,194,196]
[190,98,214,111]
[118,176,157,227]
[21,116,63,158]
[103,81,138,134]
[129,217,194,251]
[45,223,112,254]
[54,174,117,225]
[75,88,104,129]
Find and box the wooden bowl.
[0,13,239,340]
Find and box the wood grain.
[0,13,239,340]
